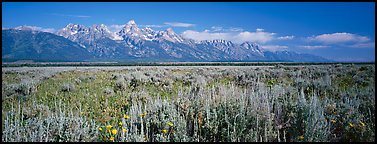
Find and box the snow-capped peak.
[240,42,260,50]
[117,20,143,38]
[57,23,88,37]
[140,27,157,41]
[92,24,110,33]
[127,19,137,25]
[155,28,185,43]
[240,42,264,56]
[144,27,153,32]
[56,23,123,41]
[166,28,174,33]
[65,23,86,30]
[91,24,123,40]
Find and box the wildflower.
[123,128,128,133]
[81,112,84,115]
[167,122,174,127]
[106,125,113,130]
[124,114,130,119]
[139,112,147,117]
[331,119,336,123]
[162,129,167,133]
[360,121,366,127]
[111,129,118,135]
[98,127,103,131]
[349,122,354,128]
[298,135,304,140]
[109,136,115,141]
[119,122,122,126]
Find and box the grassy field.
[2,64,375,142]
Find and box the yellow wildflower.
[98,127,103,131]
[111,129,118,135]
[298,135,304,140]
[167,122,174,127]
[119,122,123,126]
[139,112,147,117]
[349,122,354,128]
[123,128,128,133]
[360,121,366,127]
[331,119,336,123]
[109,136,115,141]
[162,129,167,133]
[106,125,113,130]
[124,114,130,119]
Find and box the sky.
[2,2,375,62]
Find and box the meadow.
[2,64,375,142]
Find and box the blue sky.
[2,2,375,62]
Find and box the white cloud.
[299,45,330,49]
[307,32,374,49]
[109,24,125,32]
[15,25,56,33]
[277,35,295,40]
[181,28,276,44]
[211,26,223,32]
[347,42,375,48]
[139,24,165,28]
[256,28,264,32]
[229,27,244,32]
[308,32,370,44]
[210,26,243,32]
[164,22,195,27]
[234,31,275,43]
[181,30,230,41]
[260,45,288,51]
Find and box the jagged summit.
[127,19,137,25]
[166,28,174,33]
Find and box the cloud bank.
[14,25,56,33]
[164,22,195,27]
[298,45,330,49]
[308,32,370,44]
[307,32,374,48]
[181,28,278,44]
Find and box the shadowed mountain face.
[2,20,331,62]
[2,29,95,62]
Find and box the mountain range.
[2,20,331,62]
